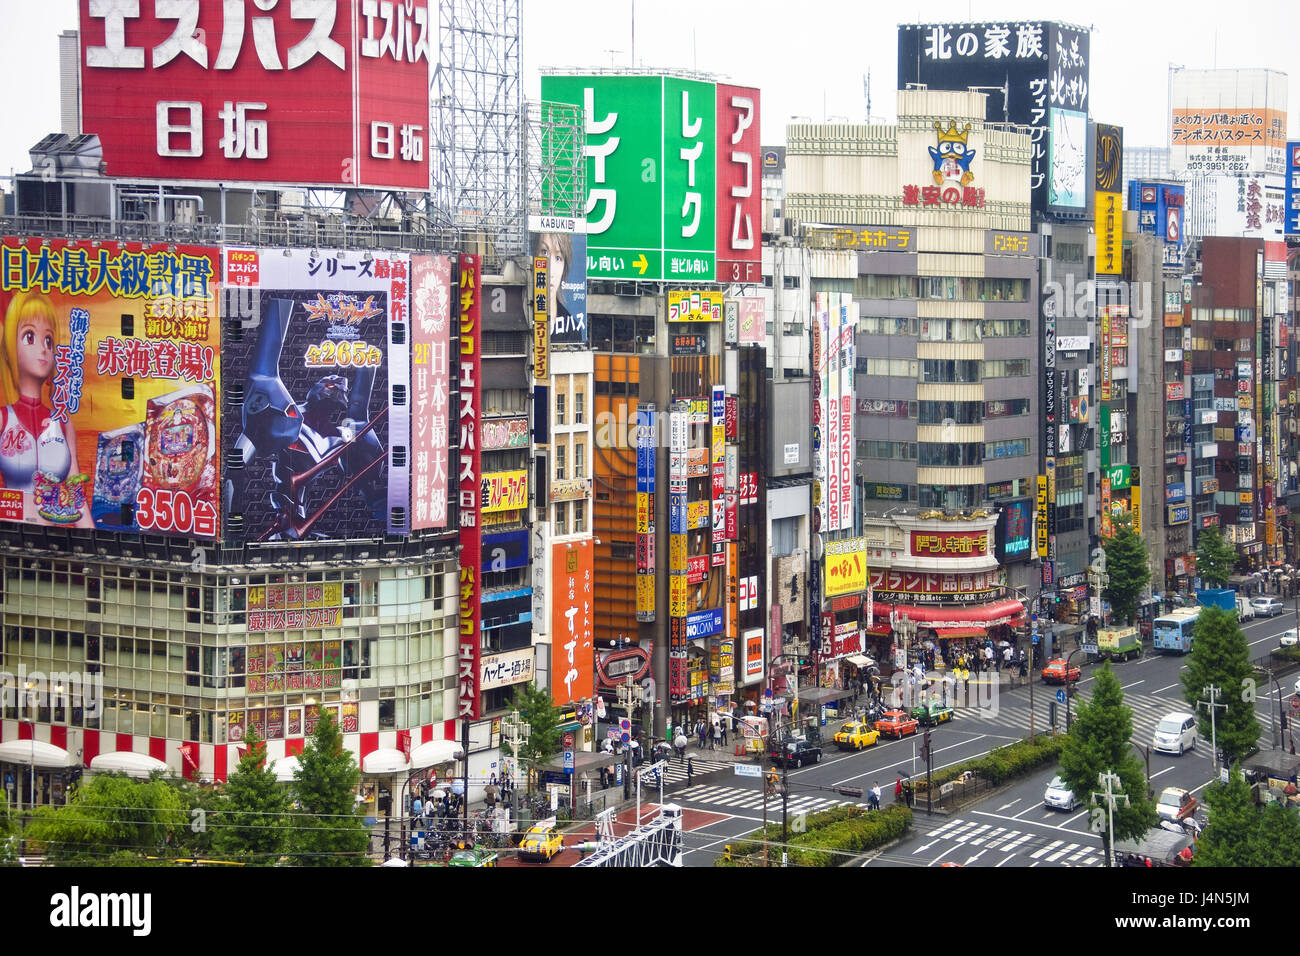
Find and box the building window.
[554,502,568,535]
[556,392,567,425]
[555,442,566,479]
[573,501,586,533]
[574,441,585,478]
[574,387,585,424]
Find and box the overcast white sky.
[3,0,1297,182]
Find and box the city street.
[668,608,1298,867]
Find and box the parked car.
[1155,787,1198,823]
[1251,596,1284,617]
[1293,675,1300,696]
[1043,775,1079,812]
[768,737,823,767]
[875,709,920,738]
[911,702,954,726]
[1041,659,1082,684]
[833,720,880,751]
[1280,629,1300,647]
[517,821,564,862]
[448,846,499,867]
[1152,712,1197,755]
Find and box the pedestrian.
[711,721,721,750]
[485,784,497,810]
[720,720,729,748]
[411,794,423,819]
[687,756,694,785]
[696,719,706,749]
[869,782,881,811]
[894,775,903,803]
[674,731,687,762]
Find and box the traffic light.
[920,729,932,763]
[722,844,733,863]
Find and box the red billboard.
[410,255,451,530]
[79,0,430,190]
[715,84,762,284]
[0,238,221,537]
[551,540,594,706]
[457,255,482,720]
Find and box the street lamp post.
[1092,770,1130,868]
[1198,684,1226,774]
[1131,742,1153,799]
[1064,647,1087,733]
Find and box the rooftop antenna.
[631,0,635,68]
[863,70,872,123]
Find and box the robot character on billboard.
[225,298,386,540]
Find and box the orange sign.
[551,540,594,706]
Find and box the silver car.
[1251,596,1284,617]
[1043,775,1079,812]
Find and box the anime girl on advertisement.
[0,291,93,527]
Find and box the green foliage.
[510,681,564,769]
[288,711,370,866]
[24,773,187,864]
[214,730,293,864]
[717,804,912,867]
[1272,645,1300,664]
[930,734,1067,786]
[1181,605,1260,764]
[0,802,15,864]
[1193,765,1300,867]
[1195,526,1238,589]
[1102,520,1151,625]
[1058,665,1158,858]
[170,778,220,858]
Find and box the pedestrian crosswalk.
[653,757,731,785]
[916,817,1103,866]
[968,687,1270,746]
[672,783,859,815]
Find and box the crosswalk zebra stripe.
[1046,843,1079,863]
[1002,833,1032,852]
[1030,840,1062,860]
[959,824,993,844]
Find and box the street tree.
[1180,604,1260,764]
[24,774,187,864]
[1195,525,1237,589]
[170,777,220,858]
[1058,664,1158,862]
[213,729,292,864]
[1194,765,1300,867]
[1102,518,1150,625]
[510,682,563,792]
[289,711,370,866]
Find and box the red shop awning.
[871,599,1025,629]
[932,626,987,640]
[862,624,892,637]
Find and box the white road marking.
[996,854,1018,867]
[964,849,987,865]
[997,799,1021,811]
[1030,840,1062,860]
[1046,843,1079,862]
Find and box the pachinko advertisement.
[0,238,220,537]
[221,248,409,541]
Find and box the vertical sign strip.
[457,255,482,720]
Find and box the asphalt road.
[674,608,1300,868]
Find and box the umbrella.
[997,640,1012,647]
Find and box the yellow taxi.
[517,820,564,862]
[833,720,881,751]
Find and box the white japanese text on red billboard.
[410,255,451,529]
[0,238,221,537]
[79,0,430,190]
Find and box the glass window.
[574,441,585,478]
[573,501,586,533]
[555,442,567,479]
[554,502,568,536]
[555,392,567,425]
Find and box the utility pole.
[921,728,933,815]
[1092,770,1130,868]
[1029,608,1037,741]
[763,768,777,868]
[1198,684,1227,773]
[500,710,530,823]
[781,756,790,867]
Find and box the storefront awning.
[0,739,76,768]
[872,599,1025,629]
[863,624,892,637]
[362,749,410,775]
[89,752,169,777]
[269,755,300,783]
[846,654,876,668]
[932,626,987,640]
[410,740,464,770]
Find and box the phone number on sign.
[136,488,217,536]
[304,341,384,368]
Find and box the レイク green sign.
[1105,464,1131,490]
[542,74,747,284]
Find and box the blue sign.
[1165,483,1186,503]
[564,750,575,772]
[482,530,530,573]
[1286,142,1300,239]
[669,492,686,534]
[685,608,724,639]
[1056,689,1066,704]
[1168,504,1191,525]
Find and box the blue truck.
[1196,588,1238,615]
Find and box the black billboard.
[995,496,1036,564]
[898,21,1090,218]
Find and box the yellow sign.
[481,470,529,513]
[1131,484,1141,536]
[669,533,687,570]
[636,492,650,534]
[824,537,868,597]
[532,256,549,382]
[1095,191,1122,276]
[687,500,710,529]
[1036,475,1048,558]
[712,425,725,464]
[636,573,655,617]
[670,575,688,617]
[668,289,723,323]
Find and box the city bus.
[1152,607,1200,654]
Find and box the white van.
[1152,712,1197,755]
[1236,597,1255,621]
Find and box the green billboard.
[542,74,746,284]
